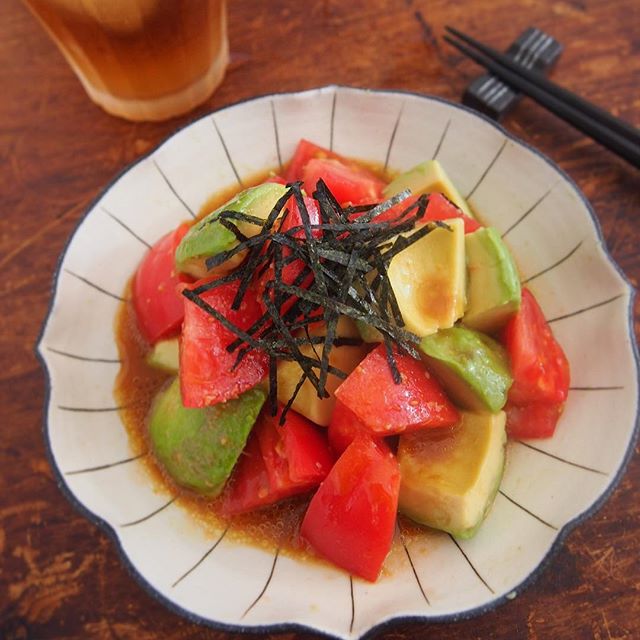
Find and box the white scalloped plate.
[38,86,639,639]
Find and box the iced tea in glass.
[22,0,229,121]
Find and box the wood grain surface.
[1,0,639,638]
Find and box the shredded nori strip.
[217,209,269,228]
[318,249,360,394]
[217,218,249,243]
[268,356,278,417]
[181,179,440,417]
[280,371,308,425]
[351,188,412,224]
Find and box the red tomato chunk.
[424,192,481,233]
[180,280,268,408]
[221,432,272,515]
[501,288,570,438]
[328,399,374,455]
[284,139,341,182]
[133,223,192,344]
[503,288,570,405]
[302,158,384,206]
[223,407,334,515]
[301,437,400,582]
[335,344,460,435]
[505,401,565,439]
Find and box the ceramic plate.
[38,86,639,639]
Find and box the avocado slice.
[146,337,179,373]
[388,218,466,337]
[276,317,368,426]
[148,378,266,496]
[419,327,512,412]
[464,227,521,334]
[383,160,475,218]
[398,410,506,538]
[175,183,288,278]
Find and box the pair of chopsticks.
[444,26,640,169]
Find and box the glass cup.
[22,0,229,122]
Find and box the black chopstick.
[446,26,640,147]
[444,27,640,169]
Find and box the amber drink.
[22,0,229,121]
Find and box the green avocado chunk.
[146,338,179,373]
[419,327,512,412]
[464,227,521,334]
[398,410,506,538]
[148,378,266,496]
[388,218,466,337]
[175,183,288,278]
[383,160,475,218]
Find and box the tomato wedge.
[503,288,570,405]
[221,432,272,515]
[500,288,570,438]
[425,193,481,233]
[504,401,565,439]
[328,399,375,455]
[303,158,384,205]
[301,437,400,581]
[223,407,334,515]
[335,345,460,435]
[133,223,192,344]
[180,280,268,408]
[284,139,341,182]
[261,408,334,485]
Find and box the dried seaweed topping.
[182,180,442,421]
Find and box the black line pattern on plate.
[521,240,583,284]
[383,102,405,172]
[448,534,494,593]
[242,548,280,618]
[57,404,126,413]
[515,440,608,476]
[501,186,554,239]
[498,489,558,530]
[65,269,127,302]
[65,452,147,476]
[465,138,508,200]
[46,347,121,364]
[399,533,430,605]
[546,294,623,324]
[349,575,355,634]
[120,496,177,528]
[329,91,338,151]
[432,118,451,161]
[270,99,283,173]
[211,117,244,188]
[152,158,196,219]
[103,207,152,248]
[569,385,625,391]
[172,527,229,588]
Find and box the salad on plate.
[116,138,570,582]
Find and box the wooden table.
[1,0,638,638]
